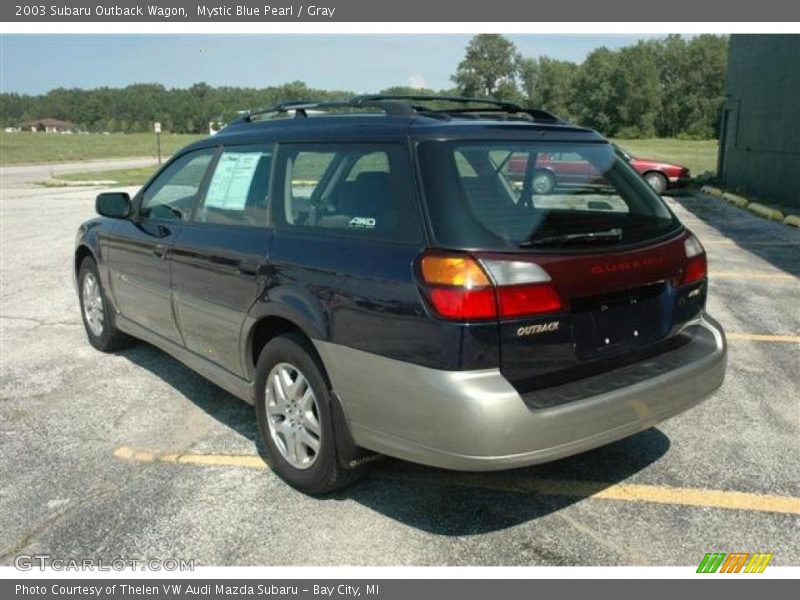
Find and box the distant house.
[20,118,74,133]
[718,35,800,209]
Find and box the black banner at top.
[4,0,800,22]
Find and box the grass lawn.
[1,131,204,165]
[55,166,157,186]
[612,138,719,176]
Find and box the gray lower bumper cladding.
[314,314,726,471]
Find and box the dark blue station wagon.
[75,96,727,493]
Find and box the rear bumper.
[314,313,726,471]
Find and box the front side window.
[140,148,215,221]
[275,143,421,243]
[418,141,680,251]
[195,145,273,227]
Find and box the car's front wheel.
[78,256,133,352]
[255,332,367,494]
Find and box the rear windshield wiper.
[520,227,623,247]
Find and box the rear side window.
[418,141,679,251]
[274,143,421,243]
[287,151,335,211]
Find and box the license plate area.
[571,282,671,359]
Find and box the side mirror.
[96,192,132,219]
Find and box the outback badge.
[517,321,560,337]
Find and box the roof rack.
[242,97,416,122]
[353,94,563,123]
[355,94,521,111]
[236,94,563,124]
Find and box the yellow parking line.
[712,271,797,281]
[113,446,800,515]
[113,445,265,469]
[727,333,800,343]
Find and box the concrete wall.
[719,35,800,209]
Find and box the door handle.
[152,244,168,260]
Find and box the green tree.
[452,34,521,100]
[681,35,728,138]
[651,34,728,137]
[0,35,729,138]
[570,47,619,133]
[518,56,578,119]
[652,35,688,137]
[610,42,662,137]
[379,86,436,97]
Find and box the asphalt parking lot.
[1,166,798,567]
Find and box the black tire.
[254,332,368,495]
[78,256,134,352]
[644,171,668,195]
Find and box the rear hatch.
[416,138,707,393]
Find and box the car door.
[104,147,216,344]
[169,144,274,377]
[549,151,600,184]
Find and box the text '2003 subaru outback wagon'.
[75,96,727,494]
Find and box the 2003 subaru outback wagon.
[75,95,727,494]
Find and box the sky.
[0,34,663,95]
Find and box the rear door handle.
[153,244,168,260]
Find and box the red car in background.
[507,143,691,195]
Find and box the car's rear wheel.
[78,256,133,352]
[255,332,367,494]
[644,171,668,195]
[532,170,556,195]
[265,362,322,470]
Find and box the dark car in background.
[74,96,726,494]
[508,142,691,195]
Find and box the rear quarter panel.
[257,229,500,373]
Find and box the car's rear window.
[417,141,681,251]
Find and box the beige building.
[20,118,74,133]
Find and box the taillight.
[420,255,490,288]
[419,253,563,320]
[497,284,562,317]
[420,255,497,320]
[428,287,497,319]
[680,235,707,286]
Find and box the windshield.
[417,141,680,251]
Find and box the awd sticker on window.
[349,217,376,229]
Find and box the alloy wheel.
[533,173,555,194]
[265,362,322,469]
[82,272,104,337]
